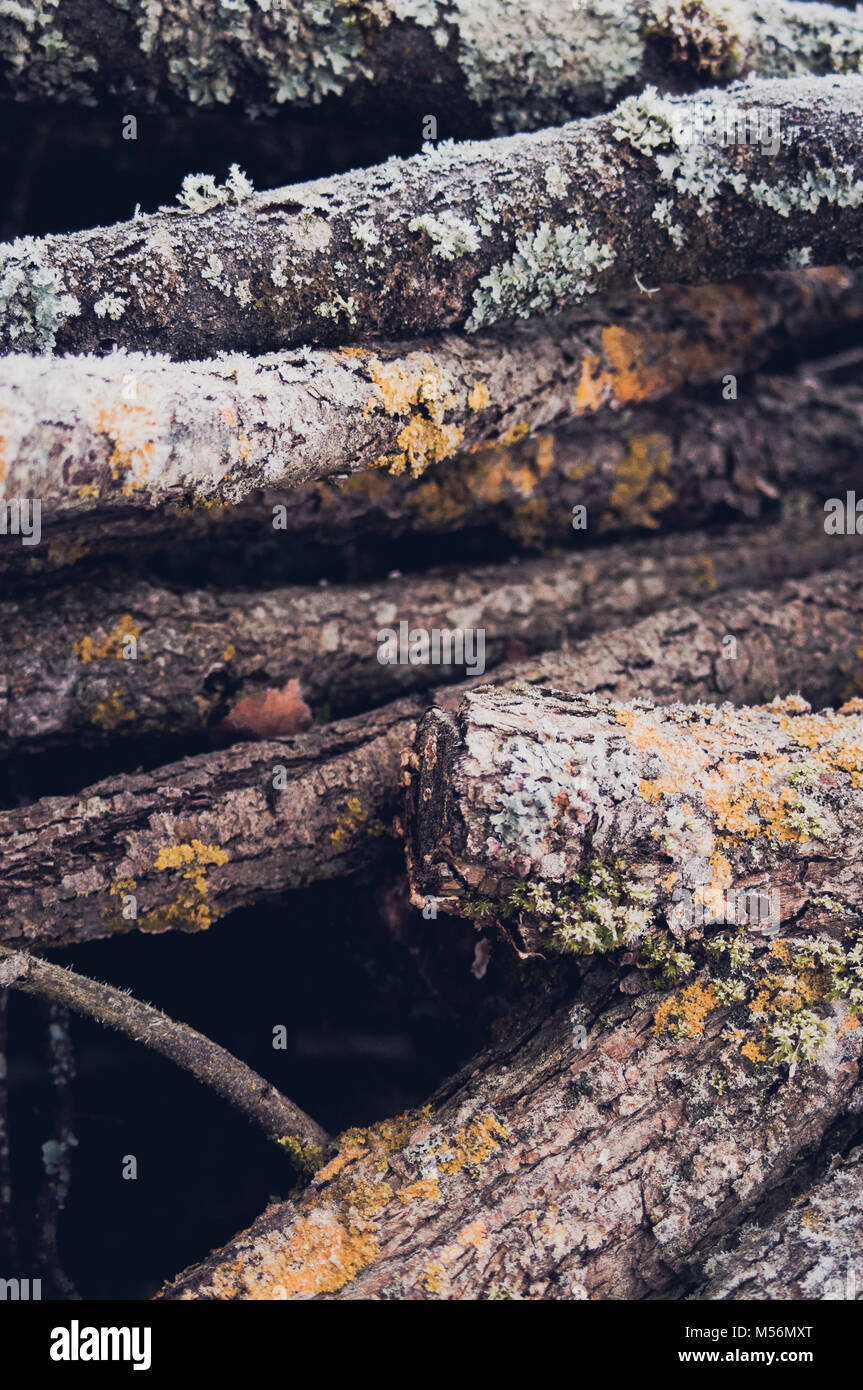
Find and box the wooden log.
[3,562,863,949]
[1,513,855,757]
[691,1144,863,1300]
[3,0,863,135]
[158,972,863,1299]
[3,270,859,514]
[3,77,863,357]
[406,687,863,958]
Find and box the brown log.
[1,513,856,757]
[3,0,863,135]
[3,562,863,949]
[2,270,859,517]
[3,78,863,358]
[691,1144,863,1300]
[406,687,863,957]
[158,973,863,1299]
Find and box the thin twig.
[0,990,15,1268]
[33,1003,79,1299]
[0,949,329,1164]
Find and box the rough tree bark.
[3,0,863,133]
[3,77,863,358]
[406,688,863,956]
[691,1143,863,1300]
[3,269,859,512]
[3,562,863,949]
[2,514,856,756]
[158,972,863,1299]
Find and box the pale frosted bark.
[3,0,863,135]
[3,562,863,949]
[3,78,863,358]
[1,268,860,513]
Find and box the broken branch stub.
[407,687,863,957]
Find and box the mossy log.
[692,1143,863,1300]
[406,687,863,958]
[3,270,858,516]
[2,515,856,757]
[3,77,863,358]
[4,562,863,949]
[4,0,863,135]
[158,974,863,1299]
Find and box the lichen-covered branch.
[158,977,863,1299]
[406,687,863,960]
[4,0,863,135]
[0,947,329,1159]
[2,513,854,756]
[3,268,857,511]
[4,77,863,358]
[692,1143,863,1299]
[4,562,863,948]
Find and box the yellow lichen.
[146,839,229,932]
[467,380,490,411]
[653,980,719,1038]
[600,431,674,531]
[91,690,134,730]
[74,614,142,663]
[433,1113,510,1177]
[329,797,385,851]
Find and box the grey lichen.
[466,221,615,330]
[408,211,482,260]
[0,237,80,352]
[174,164,254,215]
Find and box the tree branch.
[3,0,863,134]
[3,268,858,511]
[3,77,863,357]
[3,561,863,948]
[0,949,329,1160]
[0,511,857,756]
[158,975,863,1299]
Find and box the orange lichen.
[330,797,385,851]
[91,689,134,730]
[398,1177,442,1205]
[653,980,719,1038]
[89,396,160,494]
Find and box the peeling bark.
[3,77,863,358]
[1,514,855,756]
[4,0,863,135]
[3,562,863,949]
[406,686,863,957]
[692,1143,863,1299]
[157,978,863,1300]
[2,269,859,513]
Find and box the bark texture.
[1,514,854,756]
[3,0,863,134]
[407,687,863,956]
[3,77,863,358]
[2,268,858,513]
[3,562,863,948]
[692,1143,863,1299]
[158,977,863,1299]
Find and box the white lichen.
[466,221,615,330]
[408,210,482,260]
[174,163,255,214]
